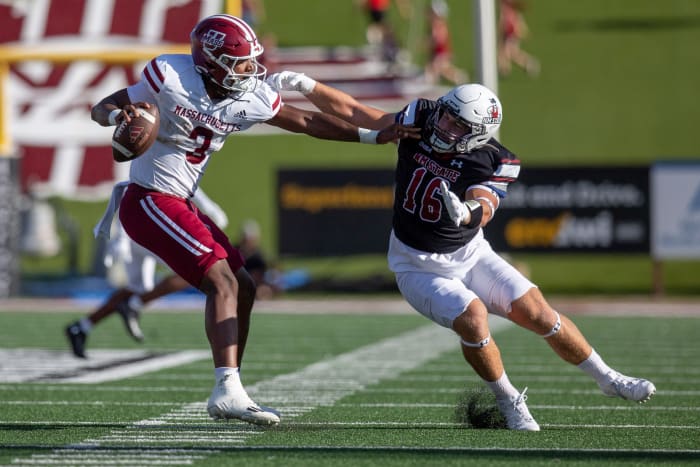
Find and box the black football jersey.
[392,98,520,253]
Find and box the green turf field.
[1,308,698,466]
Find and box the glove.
[440,181,469,226]
[265,71,316,95]
[440,181,483,228]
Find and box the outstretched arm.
[266,71,397,130]
[266,103,420,144]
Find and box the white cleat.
[599,372,656,403]
[207,375,280,426]
[496,387,540,431]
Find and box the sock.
[577,349,615,384]
[485,371,520,400]
[78,318,93,334]
[128,295,144,311]
[214,366,239,383]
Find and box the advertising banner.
[277,168,394,256]
[277,167,650,256]
[651,162,700,259]
[485,167,650,253]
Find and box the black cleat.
[116,300,144,342]
[65,323,87,358]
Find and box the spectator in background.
[357,0,410,64]
[64,187,228,359]
[424,0,468,85]
[235,219,280,300]
[498,0,540,77]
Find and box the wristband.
[464,199,483,228]
[107,109,122,126]
[358,128,379,144]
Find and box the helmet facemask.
[198,44,267,95]
[428,105,487,154]
[427,84,502,154]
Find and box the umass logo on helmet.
[202,29,226,49]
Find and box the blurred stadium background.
[1,0,699,300]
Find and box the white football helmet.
[427,84,502,154]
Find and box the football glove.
[265,71,316,95]
[439,181,482,227]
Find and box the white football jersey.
[126,54,282,198]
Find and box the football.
[111,106,160,162]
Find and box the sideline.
[1,296,699,316]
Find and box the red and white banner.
[1,0,222,200]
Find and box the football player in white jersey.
[90,14,420,427]
[266,71,657,431]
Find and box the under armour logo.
[450,159,463,168]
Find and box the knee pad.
[461,335,491,348]
[541,311,562,338]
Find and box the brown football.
[111,106,160,162]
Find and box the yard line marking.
[12,320,494,466]
[0,349,210,383]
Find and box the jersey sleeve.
[484,144,521,198]
[248,81,282,122]
[127,55,168,104]
[140,56,168,95]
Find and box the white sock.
[485,371,520,400]
[214,366,239,383]
[577,349,615,384]
[78,318,93,334]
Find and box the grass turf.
[0,308,698,466]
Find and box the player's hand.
[439,181,469,226]
[377,124,421,144]
[111,102,151,125]
[266,71,316,95]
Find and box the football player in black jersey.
[267,72,656,431]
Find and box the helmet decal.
[202,29,226,50]
[484,99,501,124]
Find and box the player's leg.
[396,271,539,431]
[119,185,279,425]
[64,287,133,358]
[139,274,190,304]
[509,288,655,402]
[472,241,655,404]
[112,243,156,342]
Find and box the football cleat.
[496,387,540,431]
[65,323,87,359]
[207,375,280,426]
[116,300,144,342]
[599,372,656,403]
